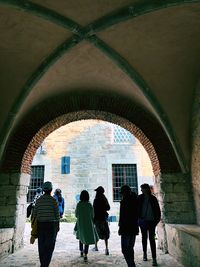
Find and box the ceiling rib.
[0,0,81,33]
[0,0,195,172]
[84,0,200,34]
[87,35,188,173]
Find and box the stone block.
[0,173,10,185]
[0,228,14,243]
[164,193,190,202]
[19,173,30,186]
[0,239,13,259]
[166,224,200,267]
[0,216,15,228]
[10,173,21,185]
[0,205,16,217]
[0,185,16,196]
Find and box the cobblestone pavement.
[0,222,184,267]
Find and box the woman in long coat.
[75,190,99,262]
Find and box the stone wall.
[166,224,200,267]
[155,172,196,253]
[157,173,195,224]
[0,172,30,258]
[0,228,14,259]
[32,120,154,216]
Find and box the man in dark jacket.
[118,185,139,267]
[138,183,161,266]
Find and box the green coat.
[75,201,99,245]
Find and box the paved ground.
[0,222,184,267]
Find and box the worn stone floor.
[0,222,184,267]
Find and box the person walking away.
[53,188,65,218]
[75,190,99,263]
[118,185,139,267]
[32,181,60,267]
[138,183,161,266]
[93,186,110,255]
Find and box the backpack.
[27,202,33,218]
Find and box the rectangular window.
[61,156,70,174]
[112,164,138,202]
[27,165,45,203]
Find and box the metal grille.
[113,125,135,144]
[27,165,45,203]
[112,164,138,202]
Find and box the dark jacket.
[93,194,110,221]
[137,193,161,225]
[118,192,139,235]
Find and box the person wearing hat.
[118,185,138,267]
[31,181,60,267]
[93,186,110,255]
[53,188,65,218]
[138,183,161,266]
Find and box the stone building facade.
[30,120,153,217]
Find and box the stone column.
[155,173,196,253]
[11,173,30,251]
[0,172,30,254]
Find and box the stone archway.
[1,106,195,258]
[22,111,160,176]
[0,102,196,259]
[22,111,163,254]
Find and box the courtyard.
[0,222,184,267]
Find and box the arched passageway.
[0,1,199,265]
[0,99,196,264]
[0,222,185,267]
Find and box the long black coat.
[118,192,139,235]
[93,194,110,221]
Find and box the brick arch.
[0,90,181,174]
[21,110,160,176]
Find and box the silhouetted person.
[118,185,139,267]
[32,181,60,267]
[138,183,161,266]
[75,190,99,263]
[53,188,65,218]
[93,186,110,255]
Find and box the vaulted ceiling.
[0,0,200,173]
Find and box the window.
[61,156,70,174]
[27,165,45,203]
[112,164,138,201]
[113,125,135,144]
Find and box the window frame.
[112,163,138,202]
[61,156,70,174]
[112,125,135,145]
[27,165,45,203]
